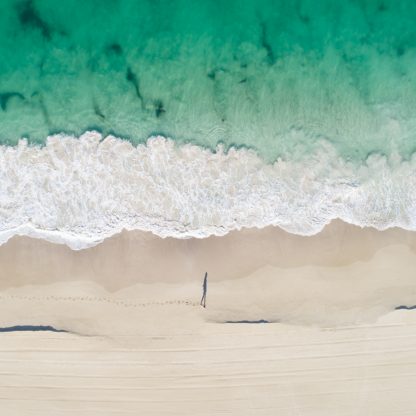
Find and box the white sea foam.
[0,131,415,249]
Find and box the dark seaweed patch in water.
[301,15,310,24]
[298,13,310,24]
[207,67,227,81]
[93,101,106,120]
[0,92,25,111]
[378,2,387,12]
[17,0,51,39]
[107,43,123,55]
[126,67,145,109]
[396,46,405,57]
[207,70,216,80]
[154,99,165,118]
[260,21,275,65]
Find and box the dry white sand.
[0,312,415,416]
[0,220,416,414]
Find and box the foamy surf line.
[0,130,415,249]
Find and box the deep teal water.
[1,0,416,161]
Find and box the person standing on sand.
[200,272,208,308]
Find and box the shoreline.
[1,220,416,331]
[3,219,416,287]
[3,132,416,249]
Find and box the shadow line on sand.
[224,320,271,324]
[395,305,416,310]
[0,325,68,333]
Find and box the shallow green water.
[1,0,416,161]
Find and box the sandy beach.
[0,221,416,414]
[1,220,416,328]
[0,312,415,416]
[1,1,415,413]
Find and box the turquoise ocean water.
[1,0,415,160]
[1,0,416,247]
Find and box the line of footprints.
[0,295,199,308]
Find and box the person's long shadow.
[200,272,208,308]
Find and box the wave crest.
[0,131,414,249]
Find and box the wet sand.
[2,219,416,287]
[1,220,416,327]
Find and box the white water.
[0,131,415,249]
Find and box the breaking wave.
[0,131,415,249]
